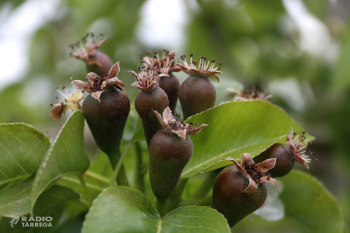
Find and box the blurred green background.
[0,0,349,232]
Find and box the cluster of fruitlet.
[50,33,315,226]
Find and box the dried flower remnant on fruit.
[50,86,85,120]
[69,32,108,66]
[286,127,314,169]
[71,62,125,101]
[226,86,272,101]
[177,54,222,82]
[225,153,278,193]
[153,107,208,139]
[129,67,167,91]
[141,50,181,75]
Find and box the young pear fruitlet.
[129,67,170,147]
[141,50,181,113]
[212,153,278,227]
[149,107,208,217]
[254,127,314,177]
[70,32,113,76]
[177,54,222,119]
[72,62,130,186]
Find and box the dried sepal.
[71,62,125,101]
[224,153,278,193]
[226,87,272,101]
[177,54,222,82]
[153,107,208,140]
[141,50,181,75]
[286,127,312,169]
[129,67,167,91]
[69,32,108,67]
[49,87,85,121]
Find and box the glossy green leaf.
[82,186,230,233]
[0,123,50,186]
[31,110,90,214]
[233,170,346,233]
[0,176,79,219]
[280,170,345,233]
[0,178,33,217]
[182,100,309,179]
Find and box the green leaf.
[31,110,90,214]
[0,123,50,186]
[82,186,230,233]
[233,170,346,233]
[0,176,79,218]
[0,178,33,217]
[182,100,309,179]
[279,170,345,233]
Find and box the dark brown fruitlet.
[177,54,222,119]
[254,143,295,177]
[149,130,193,200]
[70,32,113,76]
[254,127,313,177]
[149,108,208,201]
[72,62,130,186]
[159,72,179,113]
[212,153,278,227]
[130,67,169,147]
[141,50,181,113]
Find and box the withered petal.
[162,107,174,123]
[49,102,64,121]
[108,62,120,78]
[243,177,259,193]
[91,91,103,102]
[287,127,294,142]
[153,109,169,129]
[94,36,108,48]
[71,80,91,92]
[173,129,187,140]
[240,153,255,167]
[186,124,208,135]
[259,176,279,191]
[256,158,276,173]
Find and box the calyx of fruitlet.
[71,62,125,101]
[226,86,272,101]
[153,107,208,140]
[69,32,108,67]
[286,127,312,169]
[226,153,278,193]
[129,67,167,91]
[177,54,222,82]
[141,50,181,75]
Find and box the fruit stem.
[76,198,91,208]
[190,170,220,199]
[156,198,168,218]
[165,178,189,212]
[178,196,212,207]
[133,141,145,193]
[109,141,132,187]
[60,176,104,192]
[77,174,92,205]
[84,170,110,185]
